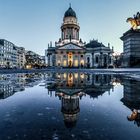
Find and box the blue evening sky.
[0,0,139,55]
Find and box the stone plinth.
[121,29,140,67]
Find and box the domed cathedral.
[46,5,113,68]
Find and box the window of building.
[57,60,61,66]
[95,75,99,83]
[109,57,112,64]
[80,60,84,67]
[74,60,78,67]
[63,60,67,67]
[87,57,90,63]
[87,75,90,81]
[96,56,99,63]
[104,56,107,63]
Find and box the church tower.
[61,5,80,41]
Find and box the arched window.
[104,55,107,63]
[109,57,112,64]
[96,56,99,63]
[87,57,90,63]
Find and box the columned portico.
[56,47,86,68]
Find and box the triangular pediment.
[58,88,83,95]
[58,43,84,50]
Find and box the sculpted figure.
[127,12,140,29]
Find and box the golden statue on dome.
[127,12,140,29]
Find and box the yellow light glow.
[63,60,67,67]
[74,60,78,67]
[74,73,78,79]
[63,73,67,79]
[26,65,32,69]
[57,74,61,78]
[80,73,84,79]
[68,73,73,87]
[57,60,61,66]
[80,60,84,65]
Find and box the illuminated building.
[46,6,113,68]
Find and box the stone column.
[92,53,94,68]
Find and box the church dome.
[64,6,77,18]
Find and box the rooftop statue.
[127,12,140,30]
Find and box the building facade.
[46,6,113,68]
[0,39,26,69]
[0,39,17,68]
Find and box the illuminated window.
[74,73,78,79]
[57,73,60,78]
[80,73,84,79]
[63,73,67,79]
[74,60,78,67]
[63,60,67,66]
[57,60,61,66]
[80,60,84,65]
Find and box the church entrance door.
[68,52,73,67]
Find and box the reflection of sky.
[0,0,140,55]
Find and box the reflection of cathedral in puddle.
[57,92,84,129]
[52,73,86,129]
[121,79,140,127]
[47,72,114,128]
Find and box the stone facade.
[0,39,26,69]
[16,47,26,69]
[46,6,113,68]
[121,29,140,67]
